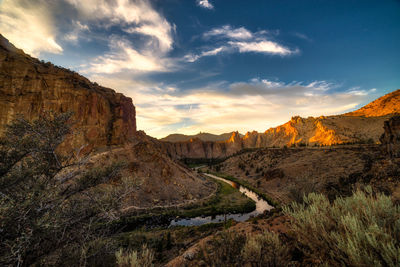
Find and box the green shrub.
[283,187,400,266]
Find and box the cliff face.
[162,90,400,159]
[0,34,136,152]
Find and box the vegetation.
[207,171,280,207]
[0,113,138,266]
[115,245,154,267]
[242,231,291,267]
[115,178,256,231]
[198,230,291,266]
[283,187,400,266]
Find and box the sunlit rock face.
[380,116,400,158]
[0,34,136,153]
[162,89,400,159]
[346,90,400,117]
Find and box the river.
[169,173,274,226]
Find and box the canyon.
[161,90,399,159]
[1,33,399,267]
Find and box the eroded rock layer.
[0,34,136,153]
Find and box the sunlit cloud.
[84,36,173,74]
[186,25,296,62]
[197,0,214,9]
[89,75,375,138]
[0,0,175,74]
[0,0,63,56]
[65,0,175,74]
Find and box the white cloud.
[184,46,227,62]
[0,0,63,56]
[66,0,174,53]
[204,25,252,40]
[197,0,214,9]
[0,0,175,74]
[84,37,171,73]
[229,40,293,55]
[187,25,296,62]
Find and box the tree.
[0,112,133,266]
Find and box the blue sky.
[1,0,399,137]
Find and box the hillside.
[346,89,400,117]
[160,132,241,142]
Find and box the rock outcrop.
[380,116,400,158]
[162,90,400,159]
[0,34,136,153]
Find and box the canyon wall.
[162,90,400,159]
[0,34,136,153]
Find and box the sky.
[0,0,399,138]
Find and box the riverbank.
[204,170,280,208]
[110,176,255,231]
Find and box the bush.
[198,231,246,266]
[283,187,400,266]
[198,230,291,266]
[115,245,154,267]
[242,231,291,267]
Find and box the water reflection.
[170,173,274,227]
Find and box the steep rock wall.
[0,35,136,152]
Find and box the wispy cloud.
[293,32,312,42]
[204,25,252,40]
[0,0,63,56]
[64,20,90,44]
[84,36,173,74]
[197,0,214,9]
[65,0,176,74]
[0,0,175,74]
[186,25,296,62]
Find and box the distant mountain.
[161,89,400,159]
[160,132,242,142]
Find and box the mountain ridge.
[161,89,400,159]
[160,131,243,142]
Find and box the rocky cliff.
[162,89,400,159]
[0,34,136,153]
